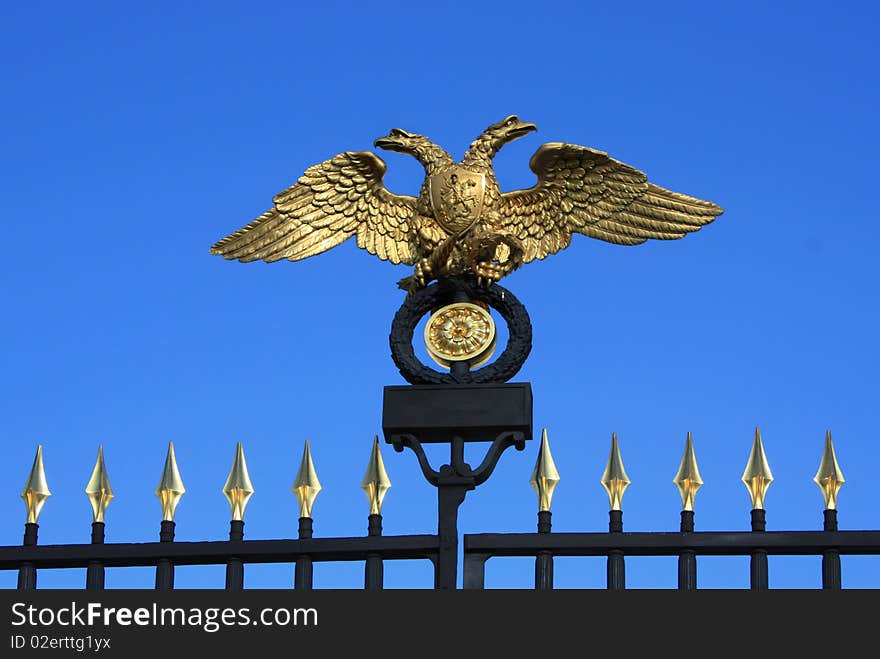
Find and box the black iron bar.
[0,534,439,570]
[225,520,245,591]
[16,523,38,590]
[85,522,105,590]
[365,514,384,590]
[607,510,625,590]
[155,520,175,590]
[678,511,696,590]
[462,529,880,556]
[294,517,313,590]
[750,509,768,590]
[822,509,841,590]
[535,510,553,590]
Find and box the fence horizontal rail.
[464,530,880,557]
[0,534,439,570]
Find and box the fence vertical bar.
[607,510,625,590]
[463,553,489,590]
[155,520,175,590]
[678,511,696,590]
[17,523,38,590]
[749,509,768,590]
[821,509,841,589]
[86,522,105,590]
[364,514,384,590]
[535,510,554,590]
[294,517,313,590]
[225,520,245,590]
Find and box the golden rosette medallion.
[424,302,497,369]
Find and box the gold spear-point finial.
[600,433,631,511]
[814,430,845,510]
[222,442,255,521]
[85,445,114,523]
[673,432,703,511]
[292,440,322,518]
[155,441,186,521]
[529,428,561,512]
[741,427,773,510]
[21,445,51,524]
[361,436,392,515]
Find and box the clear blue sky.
[1,1,878,589]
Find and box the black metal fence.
[464,509,880,590]
[3,517,438,591]
[6,511,880,591]
[4,383,880,591]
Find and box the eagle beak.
[374,128,415,151]
[509,121,537,138]
[374,136,397,150]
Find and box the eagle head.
[483,115,538,148]
[374,128,428,153]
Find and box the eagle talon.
[474,261,508,287]
[397,258,435,293]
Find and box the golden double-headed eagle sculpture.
[210,116,723,291]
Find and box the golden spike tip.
[813,430,844,510]
[741,427,773,510]
[673,432,703,511]
[155,441,186,521]
[361,436,392,515]
[529,428,560,512]
[85,445,115,523]
[292,440,322,518]
[600,432,630,511]
[21,445,51,524]
[223,442,255,521]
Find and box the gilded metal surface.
[223,442,255,521]
[424,302,496,368]
[529,428,560,512]
[155,441,186,522]
[21,445,51,524]
[292,440,322,518]
[210,116,723,291]
[429,168,486,234]
[673,432,703,512]
[600,433,630,511]
[814,431,845,510]
[85,445,114,523]
[741,427,773,510]
[361,436,391,515]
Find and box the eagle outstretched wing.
[498,142,723,263]
[210,151,419,265]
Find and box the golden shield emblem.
[429,168,486,234]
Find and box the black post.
[295,517,313,590]
[436,480,470,590]
[225,520,245,591]
[822,509,841,590]
[85,522,105,590]
[365,514,384,590]
[17,523,38,590]
[155,520,175,590]
[535,510,553,590]
[678,510,697,590]
[383,382,532,590]
[607,510,625,590]
[750,509,768,590]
